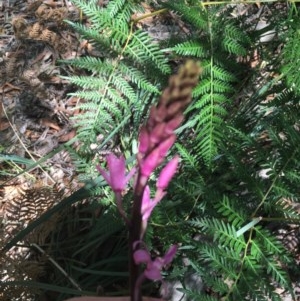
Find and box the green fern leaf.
[281,27,300,94]
[170,41,206,57]
[222,24,249,56]
[163,2,209,30]
[107,0,126,17]
[215,196,245,228]
[126,30,170,74]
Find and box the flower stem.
[129,174,147,301]
[134,273,146,301]
[115,193,130,226]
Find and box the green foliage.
[155,3,300,301]
[281,16,300,95]
[48,206,129,299]
[171,82,300,299]
[61,0,169,159]
[163,2,251,167]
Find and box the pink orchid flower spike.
[97,154,136,193]
[133,245,178,281]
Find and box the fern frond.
[255,227,291,263]
[61,57,113,74]
[163,2,209,30]
[113,1,142,23]
[106,0,126,17]
[68,0,102,22]
[191,217,246,251]
[190,91,228,165]
[61,0,171,154]
[126,30,170,74]
[63,58,159,93]
[175,143,198,172]
[163,3,252,167]
[198,245,240,278]
[195,297,218,301]
[65,21,120,55]
[118,64,159,93]
[170,40,206,57]
[250,233,290,288]
[110,76,137,102]
[61,75,106,89]
[71,90,104,102]
[215,196,245,228]
[222,24,250,56]
[281,21,300,94]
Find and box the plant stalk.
[129,173,146,301]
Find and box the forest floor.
[0,0,84,194]
[0,1,91,299]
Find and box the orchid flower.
[97,154,136,193]
[156,156,179,191]
[141,154,179,225]
[141,156,179,209]
[141,186,164,222]
[133,244,177,281]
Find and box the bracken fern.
[60,0,170,160]
[163,2,251,167]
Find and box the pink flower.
[157,156,179,190]
[158,135,176,158]
[165,115,184,134]
[138,126,149,155]
[133,245,177,281]
[140,148,160,177]
[141,186,165,222]
[150,123,166,144]
[97,154,135,193]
